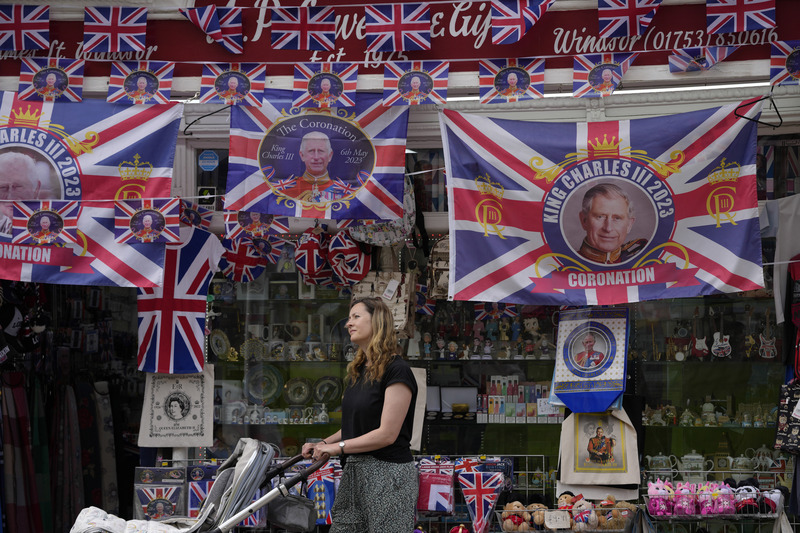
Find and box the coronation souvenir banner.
[551,307,628,413]
[0,93,183,287]
[439,100,764,306]
[226,90,408,221]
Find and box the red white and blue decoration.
[668,46,739,72]
[325,229,370,286]
[226,91,408,221]
[706,0,776,35]
[479,58,544,104]
[770,40,800,86]
[415,284,436,315]
[219,238,268,283]
[83,6,148,53]
[598,0,664,39]
[294,227,335,285]
[383,60,449,106]
[224,211,290,242]
[418,472,455,513]
[573,52,639,97]
[293,62,358,109]
[271,6,336,51]
[455,457,484,474]
[247,235,285,265]
[217,7,244,55]
[552,307,629,413]
[0,4,49,50]
[179,201,213,229]
[137,225,224,374]
[114,198,181,244]
[364,3,431,52]
[438,100,765,306]
[18,57,83,102]
[490,0,554,46]
[307,460,339,525]
[419,457,455,476]
[179,6,222,43]
[11,200,81,246]
[137,486,182,520]
[458,471,504,533]
[199,63,265,106]
[188,465,218,518]
[474,303,517,321]
[107,61,175,104]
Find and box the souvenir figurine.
[499,317,510,341]
[472,319,485,341]
[423,332,433,360]
[461,343,471,360]
[486,319,499,341]
[435,336,446,360]
[447,340,460,360]
[472,337,482,358]
[483,339,494,360]
[511,316,522,342]
[525,338,536,359]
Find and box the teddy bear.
[570,497,598,532]
[527,502,548,531]
[450,525,469,533]
[614,499,639,529]
[501,500,531,532]
[557,492,575,529]
[595,496,626,530]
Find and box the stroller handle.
[282,452,332,491]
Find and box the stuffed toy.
[570,497,598,532]
[450,525,470,533]
[501,500,531,532]
[557,491,575,529]
[734,483,760,514]
[697,482,716,515]
[646,478,672,516]
[614,499,639,528]
[712,483,736,515]
[527,502,547,531]
[596,496,619,530]
[673,482,697,516]
[761,488,786,514]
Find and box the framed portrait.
[270,280,297,300]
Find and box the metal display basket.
[643,493,782,521]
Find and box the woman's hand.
[311,442,339,460]
[301,442,317,459]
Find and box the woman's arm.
[301,429,342,458]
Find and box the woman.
[302,297,418,533]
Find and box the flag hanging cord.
[735,87,782,129]
[183,105,233,136]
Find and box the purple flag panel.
[292,62,358,109]
[573,53,639,97]
[114,198,181,244]
[770,40,800,87]
[107,61,174,105]
[199,63,264,106]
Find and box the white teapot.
[645,452,677,471]
[731,454,755,482]
[746,445,776,471]
[673,450,713,482]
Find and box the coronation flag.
[364,3,431,52]
[293,62,358,108]
[706,0,775,35]
[479,58,544,104]
[0,93,182,287]
[107,61,174,105]
[490,0,554,46]
[573,52,639,97]
[669,46,739,72]
[11,200,81,246]
[18,57,84,102]
[383,60,449,106]
[83,6,147,53]
[199,63,264,106]
[0,4,49,51]
[180,201,213,229]
[598,0,663,39]
[439,100,765,307]
[179,6,222,43]
[271,6,336,51]
[114,198,181,244]
[224,211,290,242]
[137,225,225,374]
[219,237,267,283]
[226,91,408,221]
[458,471,504,533]
[137,486,181,519]
[770,40,800,86]
[307,460,339,525]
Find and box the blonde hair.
[345,297,398,384]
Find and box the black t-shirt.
[340,356,417,463]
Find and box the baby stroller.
[71,438,329,533]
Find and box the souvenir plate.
[245,364,283,405]
[283,377,312,405]
[241,338,268,361]
[313,376,343,404]
[209,329,230,357]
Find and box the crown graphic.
[707,158,740,185]
[588,134,621,158]
[475,174,504,200]
[11,105,42,128]
[118,154,153,181]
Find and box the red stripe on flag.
[455,242,551,301]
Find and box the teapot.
[645,452,677,471]
[731,454,755,482]
[746,445,776,471]
[673,450,713,483]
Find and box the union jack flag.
[383,60,449,106]
[770,40,800,86]
[0,5,49,50]
[137,486,181,518]
[458,471,504,533]
[271,6,335,51]
[293,62,358,108]
[18,57,84,102]
[180,200,213,229]
[247,235,285,265]
[188,479,214,517]
[179,6,222,43]
[224,211,290,242]
[83,6,148,53]
[706,0,775,35]
[226,92,408,221]
[307,460,339,525]
[669,46,739,72]
[138,225,224,374]
[439,100,765,306]
[11,200,81,246]
[219,238,267,283]
[479,58,544,104]
[455,457,484,474]
[416,283,436,315]
[760,144,775,199]
[418,457,454,475]
[599,0,663,39]
[490,0,554,46]
[218,7,244,55]
[474,302,518,321]
[199,63,264,107]
[418,472,454,513]
[573,52,639,97]
[364,3,431,52]
[107,61,174,105]
[114,198,181,244]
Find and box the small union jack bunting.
[573,52,639,97]
[479,58,544,104]
[491,0,554,46]
[219,238,267,283]
[179,6,223,43]
[114,198,181,244]
[598,0,663,39]
[459,471,504,533]
[0,4,49,50]
[293,62,358,109]
[107,61,174,105]
[364,3,431,52]
[179,200,213,229]
[12,200,82,246]
[18,58,84,102]
[770,40,800,86]
[383,60,449,106]
[271,6,335,51]
[217,7,244,54]
[415,284,436,315]
[706,0,775,35]
[199,63,265,106]
[83,6,147,53]
[224,210,290,243]
[668,46,738,72]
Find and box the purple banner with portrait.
[114,198,181,244]
[18,58,84,103]
[226,90,408,221]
